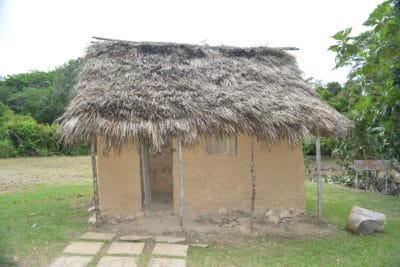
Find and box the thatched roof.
[59,39,351,152]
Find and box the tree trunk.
[346,206,386,235]
[250,137,256,230]
[91,137,101,227]
[316,136,323,223]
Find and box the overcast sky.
[0,0,383,83]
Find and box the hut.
[60,38,350,223]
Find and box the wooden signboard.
[354,160,391,192]
[354,160,390,171]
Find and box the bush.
[0,115,89,158]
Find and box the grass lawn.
[0,182,92,266]
[188,183,400,266]
[0,159,399,266]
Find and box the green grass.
[0,175,399,266]
[188,182,400,267]
[0,182,92,266]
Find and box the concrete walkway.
[49,232,189,267]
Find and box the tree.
[329,0,400,160]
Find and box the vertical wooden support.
[178,141,185,227]
[355,171,358,190]
[316,136,323,223]
[140,144,152,209]
[250,137,256,230]
[91,137,101,227]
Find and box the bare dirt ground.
[97,209,336,247]
[0,156,91,193]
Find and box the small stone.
[125,214,135,220]
[238,224,251,234]
[88,215,96,224]
[237,217,250,226]
[265,209,274,217]
[120,234,152,242]
[217,208,227,215]
[156,236,186,244]
[190,243,208,248]
[87,206,95,212]
[228,221,238,227]
[135,211,144,218]
[279,209,291,219]
[269,215,280,224]
[293,209,304,216]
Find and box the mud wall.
[172,135,305,218]
[97,140,142,218]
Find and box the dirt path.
[0,156,91,193]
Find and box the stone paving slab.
[155,236,186,243]
[63,241,104,255]
[106,242,145,255]
[80,232,115,241]
[148,258,186,267]
[120,234,152,242]
[49,256,93,267]
[152,243,188,257]
[97,256,138,267]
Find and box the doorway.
[140,140,173,211]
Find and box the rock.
[135,211,144,218]
[217,208,227,215]
[346,206,386,235]
[190,243,209,248]
[87,206,95,212]
[156,236,186,244]
[265,209,274,217]
[293,209,304,216]
[88,215,96,224]
[228,221,238,227]
[237,217,250,226]
[278,209,291,219]
[125,214,135,220]
[238,224,251,234]
[268,215,280,225]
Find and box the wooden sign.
[354,160,390,171]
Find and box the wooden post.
[178,141,185,227]
[316,136,323,223]
[91,137,101,227]
[140,144,152,209]
[250,137,256,230]
[355,171,358,190]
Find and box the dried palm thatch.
[59,38,351,153]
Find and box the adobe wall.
[97,140,142,218]
[172,135,305,218]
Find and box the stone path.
[49,232,189,267]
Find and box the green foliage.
[329,0,400,161]
[0,59,88,158]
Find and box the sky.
[0,0,384,83]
